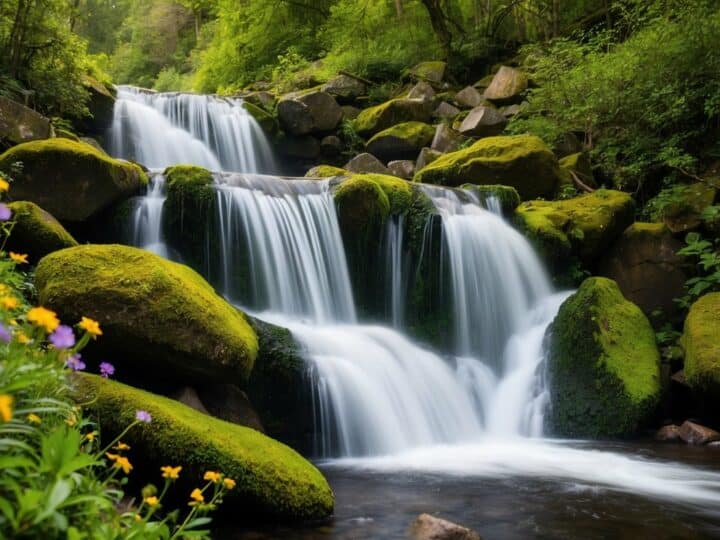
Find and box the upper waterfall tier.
[107,86,276,173]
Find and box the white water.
[384,215,406,328]
[130,172,168,258]
[108,86,276,173]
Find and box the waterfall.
[107,86,276,173]
[129,172,168,258]
[384,215,406,329]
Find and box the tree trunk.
[420,0,453,60]
[394,0,403,19]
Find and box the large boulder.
[414,134,561,200]
[76,75,116,135]
[407,82,436,102]
[277,91,342,135]
[75,374,333,522]
[344,152,391,175]
[5,201,77,264]
[657,183,717,233]
[515,189,635,267]
[321,74,366,104]
[0,96,53,146]
[598,223,686,319]
[681,293,720,404]
[35,244,258,384]
[431,124,465,153]
[545,277,662,437]
[354,98,433,136]
[457,106,507,137]
[483,66,528,105]
[454,86,484,109]
[410,61,447,83]
[278,135,321,160]
[0,139,147,222]
[366,121,435,162]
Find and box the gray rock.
[279,135,321,160]
[341,105,362,120]
[277,90,342,135]
[433,101,461,120]
[411,61,447,83]
[454,86,483,109]
[409,513,482,540]
[198,383,264,432]
[415,147,442,172]
[678,420,720,445]
[0,96,52,145]
[388,160,415,180]
[484,66,528,105]
[500,104,522,117]
[322,74,366,104]
[320,135,343,157]
[431,124,465,153]
[408,81,436,102]
[243,91,276,110]
[344,152,390,175]
[172,386,209,414]
[458,106,507,137]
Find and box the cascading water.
[129,172,168,257]
[108,86,276,173]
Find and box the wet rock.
[454,86,484,109]
[431,124,465,153]
[458,106,507,138]
[279,135,321,160]
[322,74,366,104]
[483,66,528,105]
[433,101,461,121]
[344,152,390,175]
[0,96,52,145]
[678,420,720,445]
[415,147,442,172]
[655,424,681,442]
[277,91,342,135]
[409,513,482,540]
[388,160,415,180]
[320,135,343,157]
[408,81,436,102]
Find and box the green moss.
[334,176,390,235]
[546,277,661,437]
[242,101,278,134]
[411,61,446,82]
[54,129,80,142]
[460,184,521,215]
[356,173,413,215]
[413,134,561,200]
[305,165,348,178]
[0,138,147,222]
[74,374,333,521]
[5,201,77,264]
[35,244,258,383]
[681,292,720,401]
[515,189,635,267]
[354,98,431,136]
[367,121,435,149]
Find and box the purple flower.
[66,354,86,371]
[49,325,75,349]
[0,204,11,221]
[135,410,152,423]
[99,361,115,378]
[0,324,10,343]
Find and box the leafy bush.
[676,232,720,310]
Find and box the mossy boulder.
[75,75,116,135]
[354,98,433,137]
[5,201,77,264]
[304,165,347,178]
[414,135,561,200]
[410,61,447,83]
[545,277,662,437]
[74,374,333,522]
[35,244,258,384]
[460,184,521,216]
[366,121,435,162]
[242,101,278,135]
[0,139,147,222]
[681,293,720,405]
[515,189,635,267]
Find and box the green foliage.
[676,232,720,310]
[511,1,720,190]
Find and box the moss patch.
[35,244,258,384]
[681,293,720,403]
[5,201,77,264]
[366,121,435,160]
[413,134,561,200]
[0,138,147,222]
[305,165,348,178]
[545,277,661,437]
[242,101,278,135]
[354,98,432,136]
[74,374,333,522]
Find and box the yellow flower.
[27,307,60,333]
[1,297,18,310]
[203,471,221,483]
[144,496,159,507]
[78,316,102,338]
[161,465,182,479]
[114,441,130,451]
[85,431,98,442]
[113,456,133,474]
[65,413,77,427]
[0,177,8,192]
[106,452,119,461]
[223,477,236,490]
[26,413,41,424]
[9,252,28,265]
[189,488,204,504]
[0,394,13,422]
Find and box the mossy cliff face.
[354,98,433,137]
[366,121,435,161]
[681,293,720,406]
[74,374,333,522]
[545,277,662,437]
[162,164,216,272]
[0,138,147,222]
[5,201,78,264]
[413,134,561,200]
[35,244,258,384]
[515,189,635,269]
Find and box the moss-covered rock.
[515,189,635,268]
[242,101,278,135]
[0,138,146,222]
[354,98,433,137]
[334,176,390,237]
[681,293,720,405]
[414,134,561,200]
[74,374,333,522]
[460,184,521,216]
[5,201,77,264]
[545,277,662,437]
[559,152,594,187]
[0,96,53,146]
[410,61,447,83]
[304,165,347,178]
[366,121,435,162]
[35,244,258,384]
[75,75,116,135]
[163,164,216,271]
